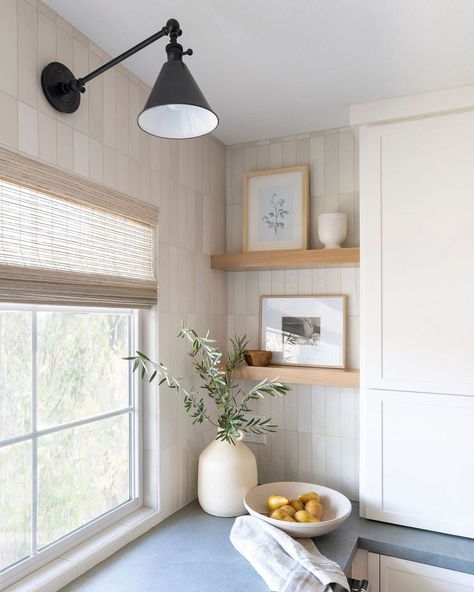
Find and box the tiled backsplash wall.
[226,129,360,500]
[0,0,227,519]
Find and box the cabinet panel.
[361,389,474,537]
[380,556,474,592]
[361,111,474,394]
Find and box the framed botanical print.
[243,166,309,253]
[260,295,347,369]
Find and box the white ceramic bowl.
[244,481,352,538]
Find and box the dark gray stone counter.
[61,501,474,591]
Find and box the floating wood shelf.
[233,365,359,388]
[210,248,359,272]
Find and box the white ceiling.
[44,0,474,145]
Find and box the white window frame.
[0,304,143,589]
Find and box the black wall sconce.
[41,18,218,139]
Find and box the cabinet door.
[360,389,474,537]
[380,556,474,592]
[360,111,474,395]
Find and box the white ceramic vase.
[198,431,258,517]
[318,212,347,248]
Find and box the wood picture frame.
[243,165,309,253]
[259,294,347,369]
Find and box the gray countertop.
[62,501,474,592]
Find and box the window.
[0,305,139,579]
[0,147,157,586]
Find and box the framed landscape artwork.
[260,295,347,369]
[243,166,309,252]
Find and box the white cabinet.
[361,389,474,538]
[360,110,474,395]
[354,86,474,536]
[379,556,474,592]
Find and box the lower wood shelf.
[233,365,359,388]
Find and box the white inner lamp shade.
[137,104,218,139]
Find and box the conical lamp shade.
[138,60,218,139]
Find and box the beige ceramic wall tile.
[38,13,57,115]
[169,140,182,181]
[88,138,103,184]
[325,387,341,437]
[271,269,285,294]
[298,269,312,294]
[243,145,257,172]
[18,101,38,156]
[258,270,272,296]
[56,23,74,73]
[229,203,243,253]
[339,129,354,193]
[56,120,73,170]
[296,136,311,165]
[73,130,88,176]
[128,81,140,161]
[0,0,18,98]
[139,163,151,203]
[324,132,339,194]
[256,142,269,169]
[312,433,326,484]
[149,136,160,171]
[339,192,355,247]
[103,145,117,188]
[284,269,298,294]
[310,134,325,197]
[0,91,18,149]
[312,268,327,294]
[72,38,89,134]
[340,437,358,500]
[284,389,298,431]
[116,71,129,155]
[230,147,244,204]
[102,69,117,149]
[283,140,297,167]
[297,432,312,482]
[340,389,357,438]
[128,158,140,198]
[18,0,38,108]
[116,152,128,193]
[311,386,326,435]
[284,430,298,481]
[268,142,283,168]
[87,50,104,143]
[326,435,341,490]
[38,112,57,164]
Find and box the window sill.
[4,506,162,592]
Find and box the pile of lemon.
[266,491,324,523]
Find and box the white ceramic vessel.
[198,432,258,517]
[244,481,352,537]
[318,212,347,248]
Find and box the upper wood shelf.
[234,364,359,388]
[210,248,359,271]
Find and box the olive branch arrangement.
[126,325,290,444]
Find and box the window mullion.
[31,310,38,556]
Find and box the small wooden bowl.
[244,349,272,367]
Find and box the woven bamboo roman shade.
[0,148,158,308]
